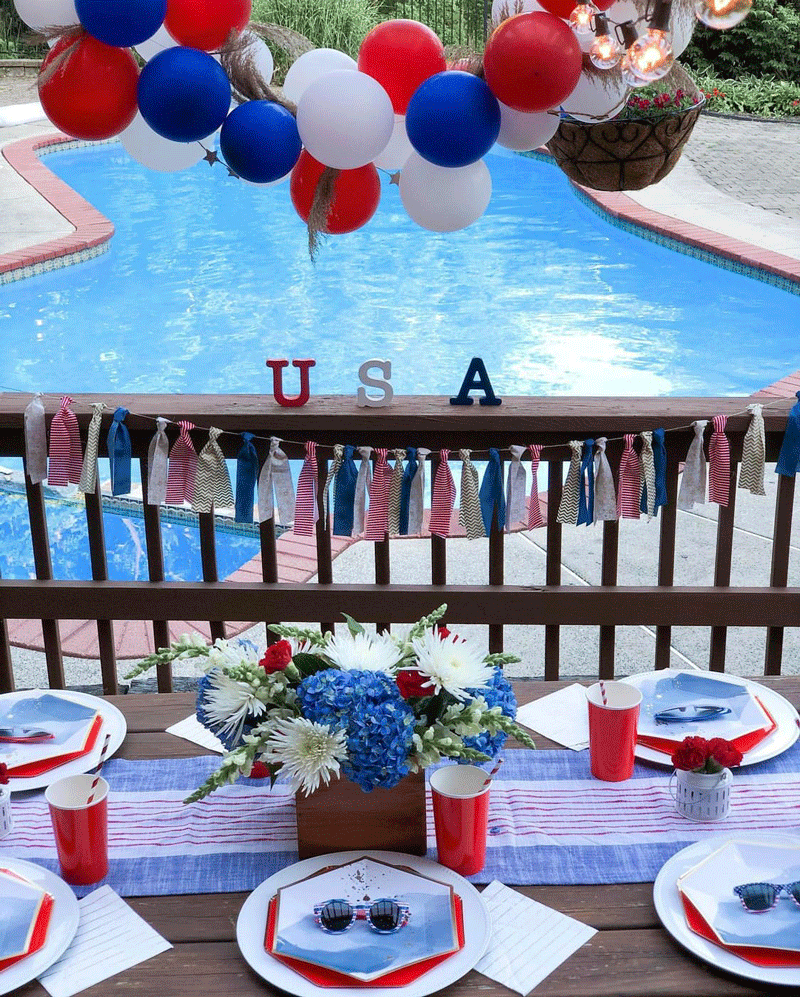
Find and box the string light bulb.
[695,0,752,29]
[589,14,622,69]
[618,21,651,88]
[623,0,674,83]
[569,2,597,35]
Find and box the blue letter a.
[450,358,502,406]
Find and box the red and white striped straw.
[599,681,608,706]
[482,757,504,787]
[86,732,111,804]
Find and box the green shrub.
[251,0,380,56]
[693,72,800,117]
[683,0,800,80]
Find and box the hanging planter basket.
[546,65,705,192]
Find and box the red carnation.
[248,761,271,779]
[437,625,451,639]
[259,639,293,674]
[396,669,433,699]
[706,738,743,770]
[0,762,8,786]
[671,736,710,772]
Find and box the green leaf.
[291,652,332,677]
[341,613,365,636]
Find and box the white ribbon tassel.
[23,392,47,484]
[258,437,295,526]
[146,417,170,506]
[352,446,373,537]
[505,444,527,531]
[677,420,708,511]
[593,437,617,521]
[408,447,430,536]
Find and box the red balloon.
[164,0,251,51]
[290,152,380,235]
[358,19,446,115]
[38,32,139,141]
[537,0,578,17]
[483,12,582,113]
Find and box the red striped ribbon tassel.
[429,449,456,538]
[48,395,83,486]
[617,434,641,519]
[165,421,198,504]
[364,448,392,541]
[527,444,545,529]
[708,414,730,506]
[293,441,319,536]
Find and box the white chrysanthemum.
[410,631,493,701]
[264,717,348,796]
[203,671,268,738]
[324,631,403,672]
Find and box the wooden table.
[14,676,800,997]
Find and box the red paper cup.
[586,682,642,782]
[45,773,109,886]
[430,764,490,876]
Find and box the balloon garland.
[22,0,746,255]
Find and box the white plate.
[237,850,492,997]
[653,832,800,988]
[0,690,127,794]
[0,855,80,995]
[620,670,799,767]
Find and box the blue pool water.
[1,143,799,399]
[0,488,260,582]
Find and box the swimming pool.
[2,142,799,399]
[0,484,260,582]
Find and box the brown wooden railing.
[0,392,797,693]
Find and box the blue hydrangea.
[461,669,517,760]
[298,670,415,792]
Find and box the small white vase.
[0,784,12,839]
[673,767,732,822]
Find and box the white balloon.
[282,48,357,105]
[134,24,176,61]
[297,71,394,170]
[670,3,696,57]
[238,30,274,86]
[399,153,492,233]
[14,0,78,32]
[120,113,206,173]
[497,103,559,151]
[561,69,629,122]
[373,115,413,170]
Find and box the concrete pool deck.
[1,69,799,686]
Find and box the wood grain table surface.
[13,676,800,997]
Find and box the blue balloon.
[220,101,302,184]
[138,47,232,144]
[405,71,501,169]
[76,0,167,48]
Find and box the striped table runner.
[4,747,800,896]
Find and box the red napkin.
[679,890,800,968]
[6,713,103,779]
[637,698,777,757]
[0,887,54,973]
[265,894,465,988]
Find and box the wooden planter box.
[295,770,427,859]
[546,102,704,192]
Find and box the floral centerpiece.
[671,735,741,822]
[126,605,535,804]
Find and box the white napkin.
[515,684,590,750]
[37,886,171,997]
[165,715,225,753]
[474,881,597,995]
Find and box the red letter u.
[266,358,316,407]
